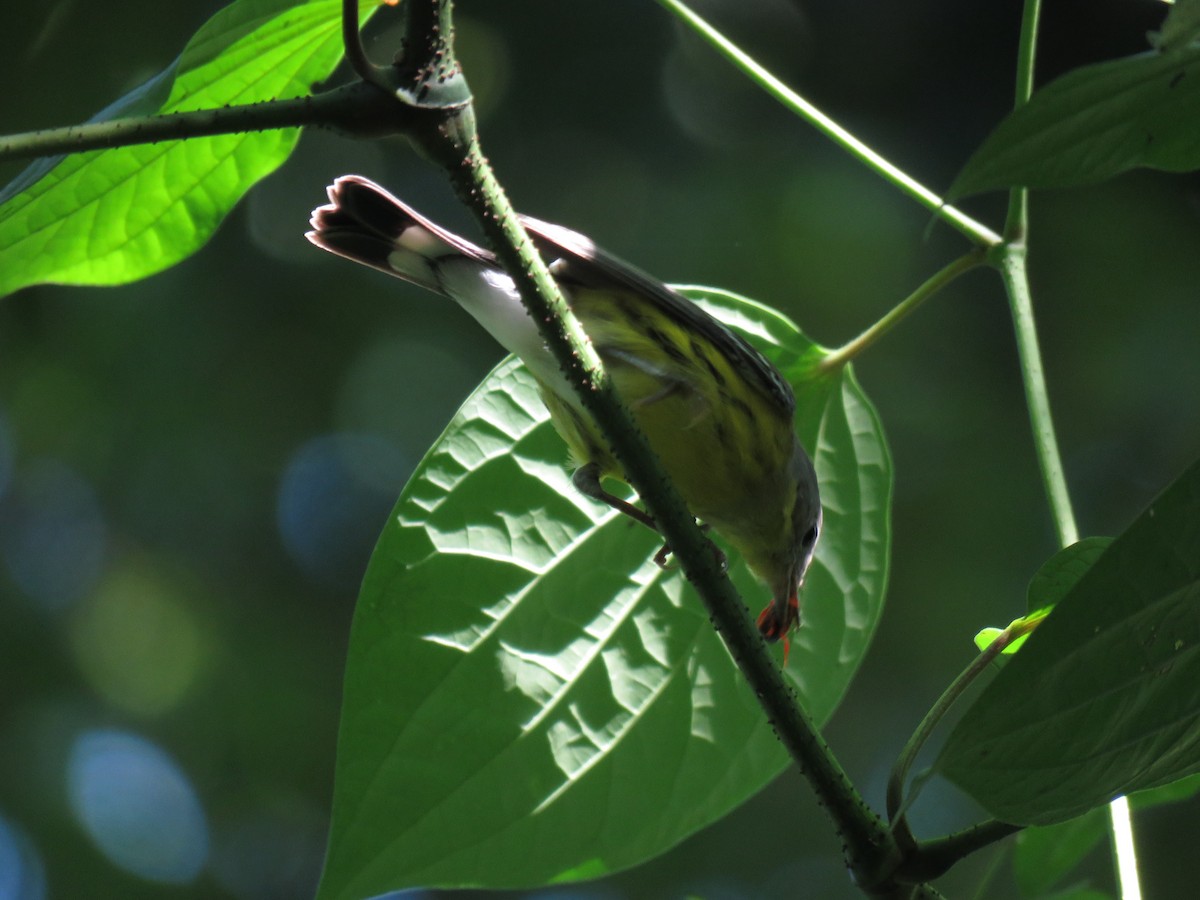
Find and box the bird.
[307,175,821,649]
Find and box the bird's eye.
[802,524,819,547]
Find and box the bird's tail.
[306,175,493,293]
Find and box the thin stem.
[999,0,1076,547]
[818,250,986,374]
[1004,0,1042,239]
[404,2,907,890]
[905,821,1022,883]
[1001,2,1139,894]
[997,251,1077,548]
[654,0,1002,250]
[342,0,390,91]
[0,82,400,162]
[887,624,1024,846]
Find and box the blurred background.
[1,0,1198,897]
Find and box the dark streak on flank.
[729,395,753,418]
[691,339,726,386]
[647,326,689,364]
[713,420,732,450]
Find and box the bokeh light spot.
[0,814,46,900]
[335,335,480,461]
[209,794,327,900]
[0,460,106,612]
[68,557,210,716]
[67,730,208,884]
[276,433,409,588]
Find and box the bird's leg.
[654,524,727,572]
[572,463,659,533]
[573,465,726,572]
[573,463,675,569]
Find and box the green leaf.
[1014,808,1107,897]
[1039,890,1112,900]
[973,624,1032,657]
[0,0,380,297]
[1129,770,1200,809]
[949,47,1200,197]
[1013,773,1200,897]
[317,289,892,898]
[938,457,1200,826]
[1027,537,1113,614]
[1150,0,1200,52]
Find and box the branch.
[818,250,986,374]
[341,0,390,91]
[1002,0,1042,241]
[0,81,415,163]
[398,1,909,893]
[0,0,472,167]
[904,821,1022,882]
[997,249,1077,548]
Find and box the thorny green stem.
[341,0,390,91]
[0,0,1117,891]
[1003,0,1042,241]
[404,2,910,893]
[0,81,408,163]
[908,821,1023,883]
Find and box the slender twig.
[1003,0,1042,241]
[886,621,1037,877]
[907,821,1022,883]
[0,81,404,163]
[997,252,1078,548]
[1001,1,1140,895]
[817,250,986,374]
[887,623,1025,847]
[654,0,1002,250]
[342,0,390,91]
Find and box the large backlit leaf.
[317,288,892,899]
[949,46,1200,197]
[1014,773,1200,897]
[1013,810,1108,898]
[0,0,380,297]
[939,457,1200,825]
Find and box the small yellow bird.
[307,176,821,647]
